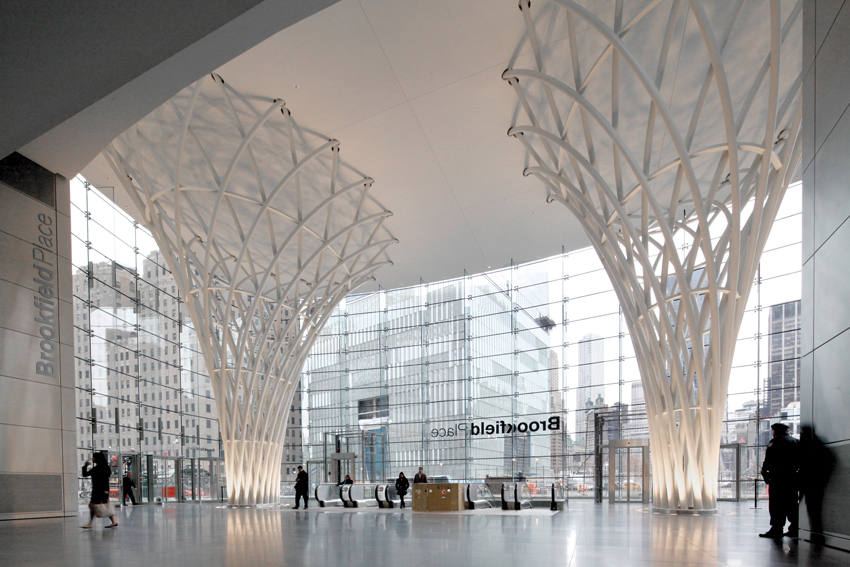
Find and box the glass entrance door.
[141,455,154,502]
[152,456,179,502]
[106,452,122,503]
[330,452,355,484]
[180,458,193,501]
[196,458,223,501]
[613,447,645,502]
[608,439,649,503]
[718,443,742,501]
[120,454,142,504]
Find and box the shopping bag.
[93,502,115,518]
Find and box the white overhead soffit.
[84,0,791,292]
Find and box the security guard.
[760,422,800,539]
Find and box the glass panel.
[628,448,643,502]
[718,445,737,500]
[139,457,150,502]
[71,171,801,508]
[614,447,628,502]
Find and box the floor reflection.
[226,507,286,564]
[651,512,718,560]
[1,500,849,566]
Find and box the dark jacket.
[413,472,427,484]
[82,463,111,496]
[761,433,800,486]
[123,476,136,490]
[295,470,308,491]
[339,478,353,486]
[395,476,409,495]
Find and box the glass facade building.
[302,184,804,498]
[70,175,803,501]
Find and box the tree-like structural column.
[104,74,396,505]
[505,0,801,511]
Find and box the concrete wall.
[801,0,850,551]
[4,0,340,179]
[0,154,76,519]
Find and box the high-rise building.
[549,350,567,474]
[576,334,604,432]
[764,300,801,419]
[627,382,649,439]
[72,253,303,478]
[304,274,553,482]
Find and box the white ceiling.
[83,0,589,290]
[81,0,801,292]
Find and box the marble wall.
[0,153,77,519]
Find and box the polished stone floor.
[0,500,847,567]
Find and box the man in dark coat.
[122,472,137,505]
[294,465,309,510]
[413,467,427,484]
[760,422,800,539]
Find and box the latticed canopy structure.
[505,0,802,511]
[104,74,396,505]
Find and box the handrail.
[501,483,512,510]
[501,482,533,510]
[376,483,401,508]
[346,483,379,508]
[340,484,354,507]
[515,482,533,509]
[314,483,344,507]
[466,483,494,510]
[550,482,566,511]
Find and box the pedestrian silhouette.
[799,424,835,545]
[759,422,800,539]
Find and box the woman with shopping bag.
[81,453,118,528]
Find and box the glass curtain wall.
[304,184,803,499]
[70,178,223,503]
[69,173,801,503]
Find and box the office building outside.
[575,333,604,432]
[303,272,556,483]
[70,190,304,495]
[764,300,801,420]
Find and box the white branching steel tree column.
[505,0,802,511]
[104,74,396,505]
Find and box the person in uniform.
[760,422,800,539]
[413,467,427,484]
[294,465,309,510]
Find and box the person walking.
[338,474,353,486]
[81,453,118,528]
[413,467,427,484]
[122,472,137,506]
[395,472,410,509]
[294,465,309,510]
[760,422,801,539]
